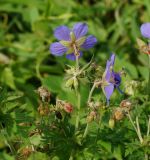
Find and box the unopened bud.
[109,118,115,129]
[73,77,78,89]
[124,80,139,96]
[65,78,74,88]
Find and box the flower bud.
[63,103,73,113]
[65,78,74,88]
[109,118,115,129]
[124,80,139,96]
[73,77,78,89]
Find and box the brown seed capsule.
[114,109,124,121]
[120,99,132,111]
[63,103,73,113]
[20,146,33,158]
[37,86,51,102]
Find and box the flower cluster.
[50,23,97,60]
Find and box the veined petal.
[73,23,88,39]
[103,84,114,104]
[66,52,83,61]
[76,36,86,47]
[81,35,97,49]
[140,23,150,38]
[50,42,67,56]
[54,26,70,40]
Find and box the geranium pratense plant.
[50,22,97,131]
[50,22,97,61]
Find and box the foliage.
[0,0,150,160]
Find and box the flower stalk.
[148,55,150,98]
[127,113,143,144]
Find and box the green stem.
[147,115,150,136]
[148,55,150,98]
[75,89,81,130]
[127,113,143,144]
[88,82,96,103]
[82,123,89,139]
[75,55,80,130]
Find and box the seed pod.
[109,118,115,129]
[120,99,132,112]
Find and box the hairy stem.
[148,55,150,98]
[75,52,80,130]
[88,82,97,103]
[135,116,143,143]
[147,115,150,136]
[127,113,143,144]
[82,123,89,139]
[75,89,81,130]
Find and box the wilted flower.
[120,99,132,111]
[63,103,73,113]
[140,23,150,39]
[37,86,51,102]
[101,54,123,105]
[113,108,124,121]
[50,22,97,60]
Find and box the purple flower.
[102,54,123,105]
[140,23,150,39]
[50,23,97,60]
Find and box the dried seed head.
[113,109,124,121]
[20,146,33,158]
[37,86,51,102]
[120,99,132,111]
[63,103,73,113]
